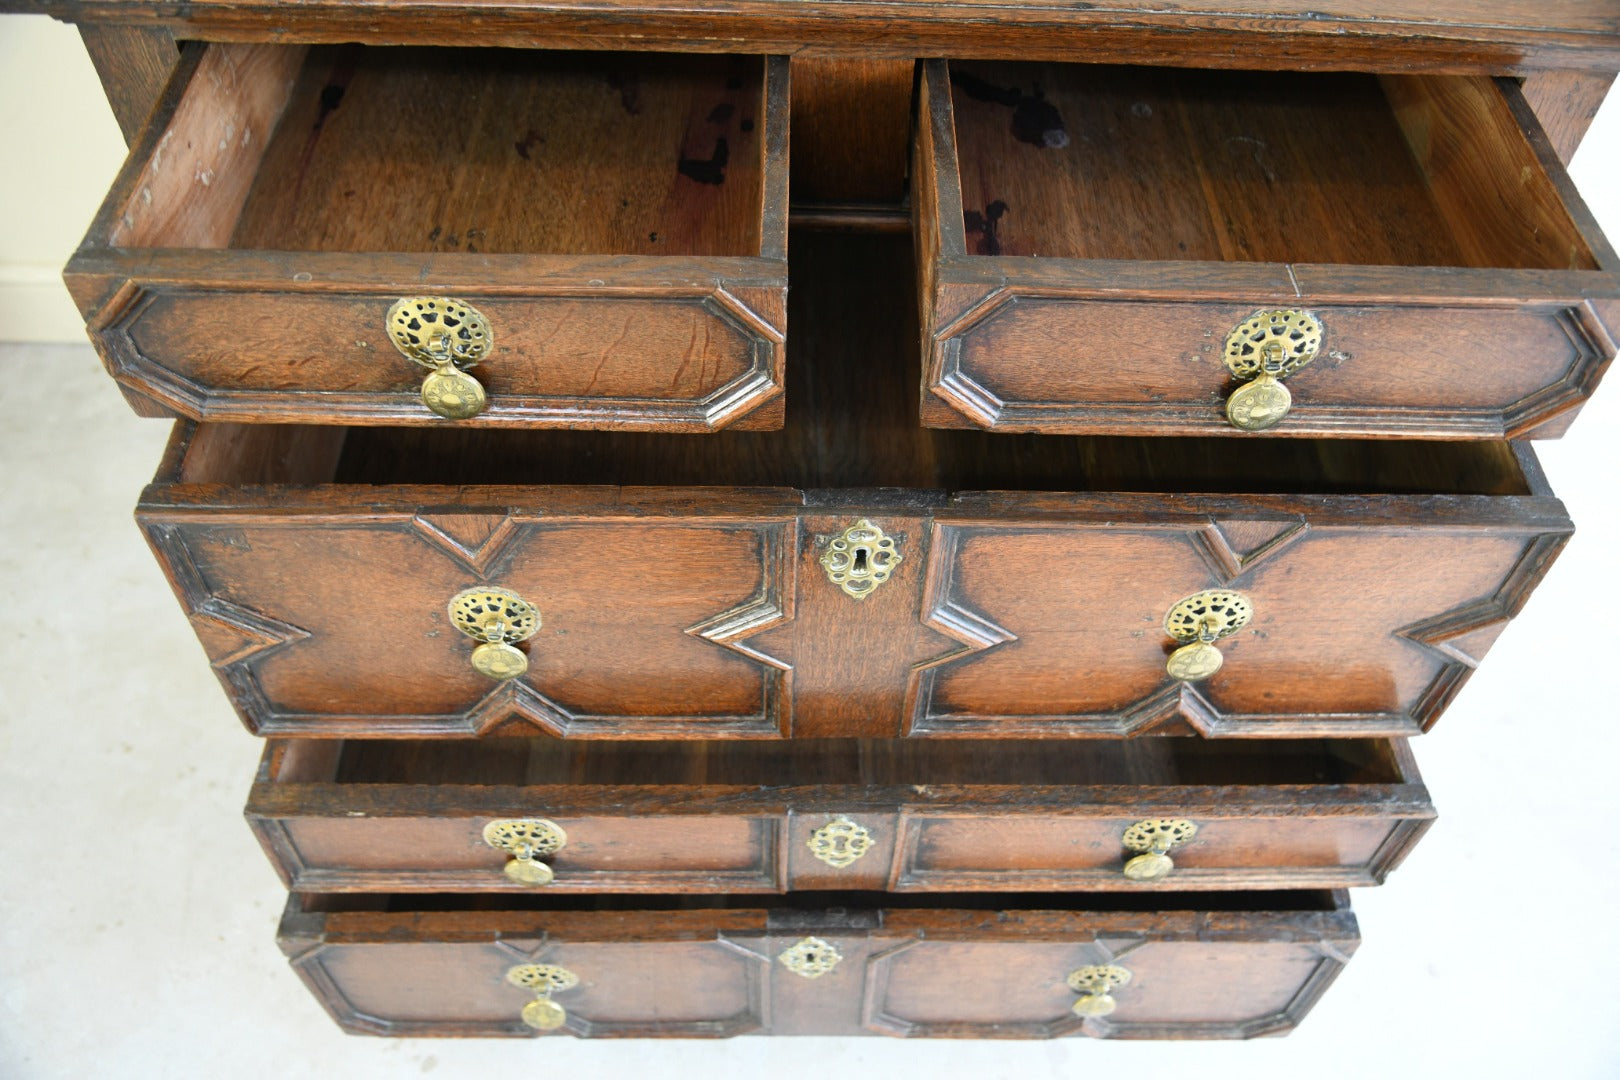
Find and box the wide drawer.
[279,890,1359,1038]
[138,233,1571,740]
[66,43,789,431]
[915,60,1620,439]
[249,737,1431,892]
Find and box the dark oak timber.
[66,43,790,431]
[279,890,1359,1038]
[915,60,1620,440]
[15,0,1620,74]
[137,233,1571,740]
[249,736,1431,893]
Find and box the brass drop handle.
[1067,965,1132,1018]
[507,964,579,1031]
[1163,589,1252,681]
[484,818,567,885]
[387,296,493,420]
[1222,309,1323,431]
[448,587,540,680]
[1121,818,1198,881]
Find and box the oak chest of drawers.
[14,0,1620,1042]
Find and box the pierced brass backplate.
[387,296,493,420]
[448,587,541,681]
[1067,964,1132,1018]
[484,818,567,886]
[507,964,579,1031]
[778,937,843,979]
[820,519,901,600]
[1163,590,1252,682]
[1121,818,1198,881]
[807,817,874,868]
[1221,309,1323,432]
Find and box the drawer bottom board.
[280,890,1357,1038]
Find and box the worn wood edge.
[1520,70,1617,164]
[26,4,1620,74]
[758,55,790,261]
[77,23,179,145]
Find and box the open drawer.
[66,44,788,430]
[915,61,1620,439]
[138,233,1571,740]
[249,736,1432,893]
[279,890,1359,1038]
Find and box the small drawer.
[67,43,788,430]
[138,233,1570,740]
[914,61,1620,438]
[249,737,1431,893]
[279,890,1359,1038]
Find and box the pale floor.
[1,338,1618,1079]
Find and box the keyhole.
[853,546,870,574]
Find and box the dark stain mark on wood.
[606,70,642,115]
[963,200,1009,255]
[708,103,735,123]
[951,69,1070,148]
[514,129,542,160]
[740,116,755,133]
[679,138,729,185]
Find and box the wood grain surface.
[15,0,1620,74]
[248,736,1431,893]
[277,889,1359,1037]
[66,43,790,430]
[133,233,1571,740]
[916,60,1620,438]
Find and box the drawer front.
[142,465,1568,738]
[279,896,1359,1038]
[249,738,1431,892]
[67,44,789,431]
[916,61,1620,439]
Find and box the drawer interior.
[943,61,1597,271]
[105,44,776,258]
[167,232,1538,496]
[268,736,1413,788]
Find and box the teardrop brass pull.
[387,297,493,420]
[1222,309,1323,431]
[448,587,541,680]
[507,964,579,1031]
[1121,818,1198,881]
[1067,965,1132,1018]
[484,818,567,885]
[1163,590,1252,681]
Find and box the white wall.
[0,16,129,342]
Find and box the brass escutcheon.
[387,297,493,420]
[1222,309,1323,432]
[484,818,567,886]
[820,519,901,600]
[1121,818,1198,881]
[778,937,843,979]
[507,964,579,1031]
[1163,590,1252,682]
[807,817,874,868]
[448,587,541,681]
[1067,964,1132,1018]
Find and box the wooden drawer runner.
[280,891,1359,1038]
[915,61,1620,439]
[66,43,789,431]
[138,233,1571,740]
[249,737,1431,892]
